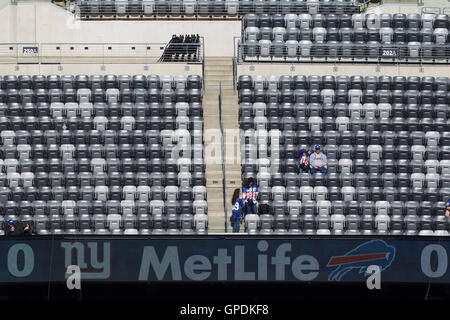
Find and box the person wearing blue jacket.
[231,188,245,233]
[298,148,311,173]
[446,198,450,217]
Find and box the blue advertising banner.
[0,236,448,284]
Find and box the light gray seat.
[245,213,260,234]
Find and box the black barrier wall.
[0,236,449,283]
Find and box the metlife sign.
[0,237,449,283]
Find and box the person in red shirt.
[243,177,258,215]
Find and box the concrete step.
[205,80,234,86]
[205,69,233,75]
[205,59,232,64]
[222,116,239,121]
[207,178,223,188]
[223,169,241,176]
[207,192,225,200]
[205,78,234,82]
[222,122,239,128]
[224,171,241,177]
[221,109,239,115]
[208,203,225,214]
[223,170,242,177]
[205,77,233,82]
[221,112,239,118]
[206,163,223,171]
[203,89,236,95]
[221,96,238,100]
[205,84,234,89]
[205,86,235,91]
[202,117,221,127]
[205,60,233,66]
[224,169,242,176]
[205,71,233,75]
[207,215,225,232]
[224,173,242,181]
[205,63,233,70]
[221,109,238,113]
[202,96,221,101]
[207,192,225,202]
[206,168,223,176]
[204,91,236,96]
[221,122,239,127]
[203,97,237,103]
[205,72,233,78]
[202,100,220,105]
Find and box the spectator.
[445,198,450,217]
[5,220,21,236]
[243,177,258,215]
[21,222,33,236]
[298,148,311,173]
[230,188,245,233]
[310,145,328,174]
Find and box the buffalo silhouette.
[327,240,395,281]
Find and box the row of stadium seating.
[238,74,450,92]
[239,118,450,133]
[0,74,208,235]
[0,88,201,104]
[244,204,450,235]
[0,115,204,131]
[238,90,450,104]
[0,74,202,90]
[75,0,360,17]
[0,90,203,104]
[240,75,450,235]
[0,102,203,117]
[243,13,450,29]
[241,13,450,62]
[8,209,207,235]
[239,103,449,119]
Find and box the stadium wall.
[0,2,241,57]
[0,236,449,284]
[0,2,427,58]
[0,63,202,76]
[237,63,450,78]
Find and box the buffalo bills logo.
[327,240,395,281]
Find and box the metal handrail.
[236,41,450,64]
[232,56,237,92]
[359,0,381,13]
[0,41,204,65]
[421,6,441,14]
[421,6,450,15]
[218,82,228,233]
[201,36,206,92]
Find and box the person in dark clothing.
[298,148,311,173]
[5,220,21,236]
[21,222,33,236]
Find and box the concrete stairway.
[203,57,242,233]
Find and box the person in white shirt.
[310,145,327,174]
